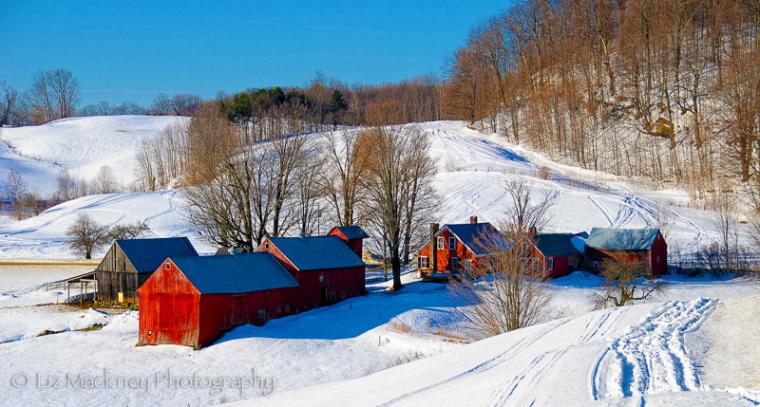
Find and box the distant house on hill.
[417,216,511,279]
[258,232,367,308]
[584,227,667,276]
[531,233,586,278]
[138,253,299,348]
[96,237,198,303]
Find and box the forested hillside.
[444,0,760,207]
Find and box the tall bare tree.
[321,130,373,226]
[7,169,27,220]
[0,81,18,126]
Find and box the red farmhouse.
[138,253,299,348]
[584,227,667,276]
[417,216,510,279]
[531,233,586,278]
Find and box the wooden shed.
[258,235,367,309]
[96,237,198,303]
[531,233,586,278]
[584,227,667,276]
[138,253,299,348]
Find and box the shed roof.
[585,228,660,251]
[330,225,369,240]
[442,223,511,256]
[533,233,585,257]
[266,236,365,271]
[172,253,298,294]
[117,237,198,273]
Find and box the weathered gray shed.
[96,237,198,303]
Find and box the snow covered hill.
[244,293,760,407]
[0,115,188,194]
[0,120,750,259]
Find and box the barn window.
[284,304,290,312]
[437,237,445,250]
[450,257,459,272]
[319,274,325,283]
[258,309,266,319]
[448,237,457,250]
[165,263,170,270]
[464,260,472,273]
[547,257,554,270]
[275,305,281,313]
[264,242,270,249]
[418,256,429,269]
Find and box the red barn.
[328,225,369,258]
[138,253,299,349]
[531,233,586,278]
[416,217,510,280]
[584,227,667,276]
[258,235,366,309]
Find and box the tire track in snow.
[591,298,718,400]
[379,318,571,407]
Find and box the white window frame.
[450,257,459,272]
[319,274,325,283]
[437,236,445,250]
[418,256,429,269]
[463,259,472,273]
[448,237,457,250]
[547,257,554,270]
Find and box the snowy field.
[0,119,751,259]
[0,267,756,406]
[0,117,757,405]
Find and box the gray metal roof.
[172,253,298,294]
[266,236,365,271]
[533,233,584,257]
[585,228,660,251]
[117,237,198,273]
[330,225,369,239]
[443,223,512,256]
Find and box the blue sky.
[2,1,509,107]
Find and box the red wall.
[418,229,478,276]
[530,246,571,278]
[138,259,201,347]
[327,229,364,258]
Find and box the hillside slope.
[0,115,188,194]
[245,295,760,406]
[0,120,751,259]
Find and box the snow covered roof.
[172,253,298,294]
[330,225,369,240]
[533,233,585,257]
[585,228,660,251]
[442,223,511,256]
[117,237,198,273]
[266,236,365,271]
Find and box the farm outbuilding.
[138,253,299,348]
[259,235,367,309]
[96,237,198,303]
[584,227,667,276]
[531,233,586,278]
[417,217,511,279]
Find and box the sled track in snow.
[591,298,718,400]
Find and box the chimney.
[470,216,478,224]
[430,223,439,272]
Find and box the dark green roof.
[533,233,584,257]
[117,237,198,273]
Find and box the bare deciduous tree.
[94,165,119,194]
[592,259,662,308]
[0,81,18,126]
[450,231,551,337]
[27,69,80,122]
[365,126,437,291]
[503,179,558,234]
[321,130,373,226]
[7,169,27,220]
[67,214,109,259]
